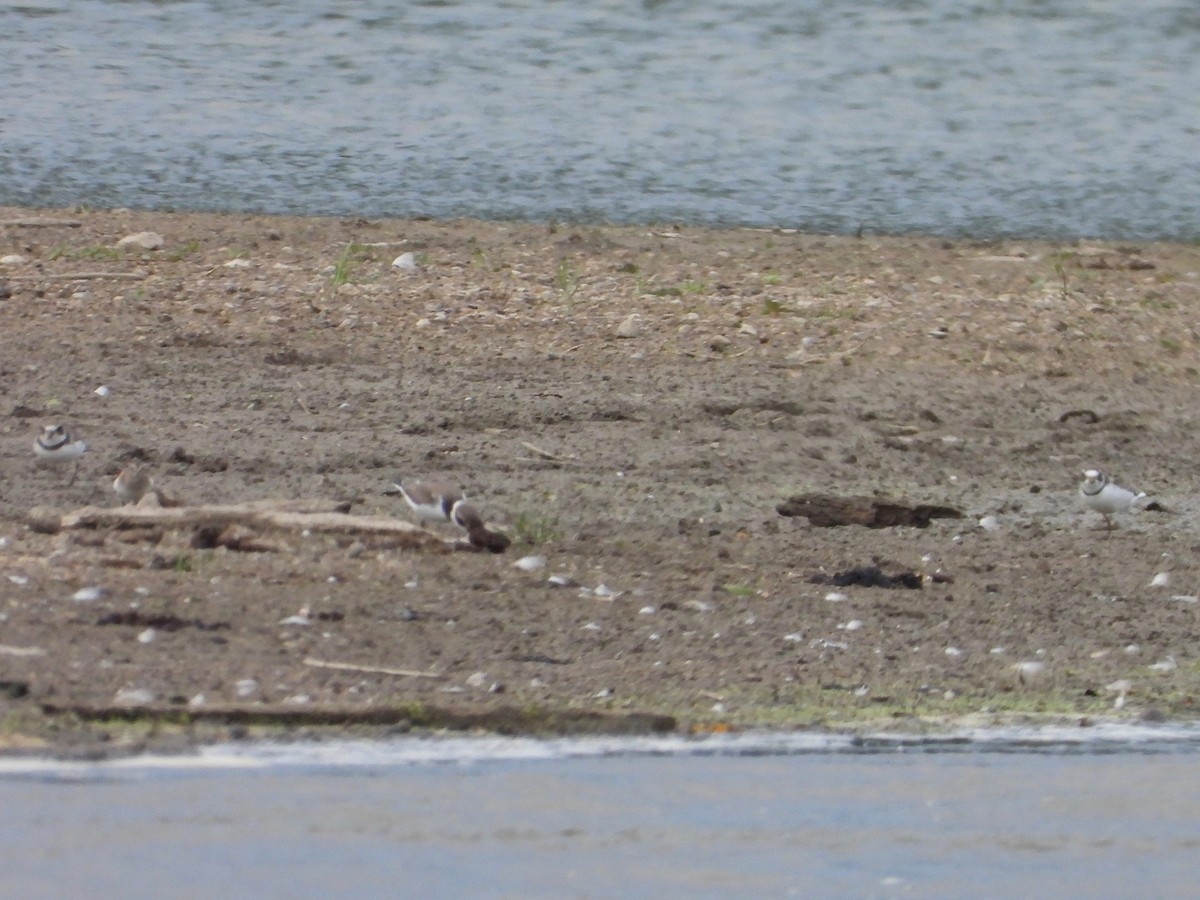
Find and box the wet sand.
[2,207,1199,754]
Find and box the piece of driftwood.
[39,702,679,736]
[30,500,440,546]
[7,271,147,281]
[776,493,963,528]
[0,218,84,227]
[304,657,442,679]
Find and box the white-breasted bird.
[34,424,87,485]
[392,478,465,526]
[113,466,153,505]
[1079,469,1147,529]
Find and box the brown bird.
[451,500,511,553]
[113,466,153,505]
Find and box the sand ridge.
[1,207,1199,752]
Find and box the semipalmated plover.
[1079,469,1146,529]
[393,478,465,526]
[34,424,87,484]
[450,499,512,553]
[113,466,153,505]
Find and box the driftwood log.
[27,499,443,549]
[39,701,678,736]
[776,493,963,528]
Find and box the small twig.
[0,218,83,227]
[304,657,442,679]
[520,440,578,462]
[514,456,582,468]
[8,271,146,281]
[294,384,312,415]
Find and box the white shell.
[513,555,546,572]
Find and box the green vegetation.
[331,242,373,285]
[166,240,201,262]
[721,583,758,598]
[48,245,123,261]
[554,258,581,301]
[513,510,563,545]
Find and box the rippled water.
[3,1,1198,238]
[2,728,1200,898]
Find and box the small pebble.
[392,252,418,271]
[708,334,732,352]
[72,586,105,603]
[824,591,848,602]
[117,231,164,250]
[615,313,643,338]
[234,678,259,698]
[94,385,111,397]
[1149,572,1170,588]
[513,555,546,572]
[113,688,156,706]
[137,628,156,644]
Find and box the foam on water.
[3,721,1199,780]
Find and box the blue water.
[2,730,1200,898]
[2,1,1198,238]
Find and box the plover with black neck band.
[392,478,465,526]
[1079,469,1147,529]
[34,424,87,484]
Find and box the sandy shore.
[2,206,1199,755]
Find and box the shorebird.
[113,466,153,505]
[450,499,512,554]
[1079,469,1147,529]
[34,424,87,485]
[392,478,465,526]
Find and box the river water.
[2,0,1198,238]
[2,727,1199,898]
